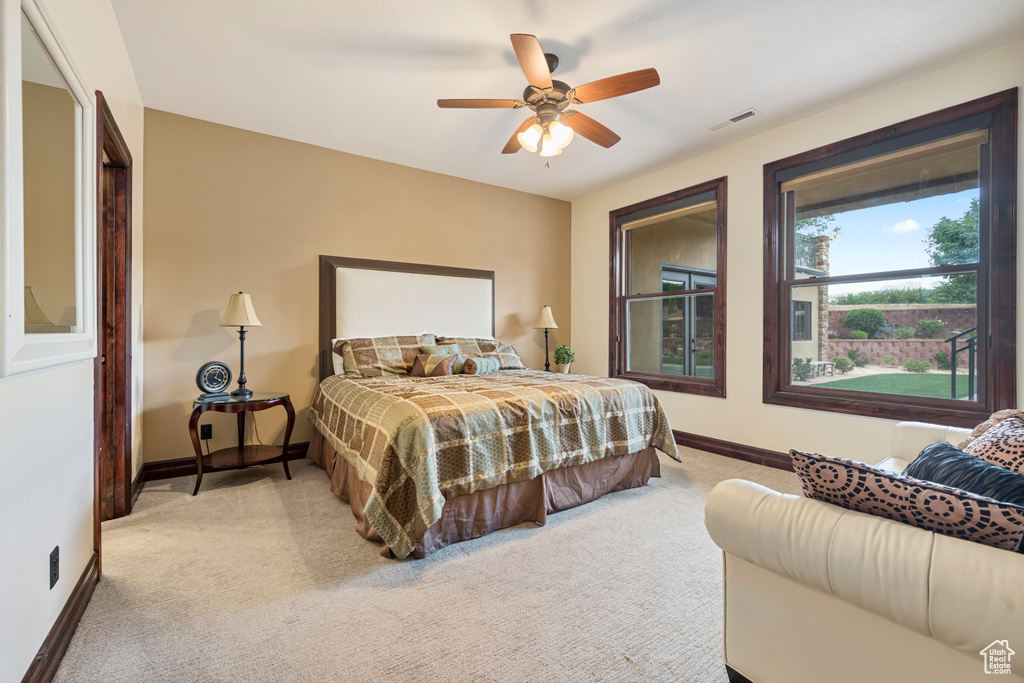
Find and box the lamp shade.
[24,286,52,325]
[533,305,558,330]
[219,292,262,328]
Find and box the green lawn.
[660,356,713,378]
[816,373,979,399]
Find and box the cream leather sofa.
[705,422,1024,683]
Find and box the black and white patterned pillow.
[792,450,1024,552]
[962,415,1024,474]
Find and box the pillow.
[342,334,436,378]
[903,442,1024,506]
[791,449,1024,552]
[961,415,1024,474]
[420,344,463,373]
[409,354,458,377]
[331,339,361,378]
[436,336,525,370]
[462,356,501,375]
[958,409,1024,450]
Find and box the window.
[792,301,812,342]
[763,91,1016,426]
[610,177,726,397]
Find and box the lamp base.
[230,387,253,399]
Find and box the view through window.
[610,177,727,397]
[764,91,1016,425]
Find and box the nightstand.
[187,391,295,495]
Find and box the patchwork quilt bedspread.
[308,370,679,558]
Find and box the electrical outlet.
[49,546,59,589]
[200,424,212,440]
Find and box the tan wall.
[22,81,76,327]
[142,109,571,463]
[571,41,1024,464]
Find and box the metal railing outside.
[945,327,977,400]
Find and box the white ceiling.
[109,0,1024,201]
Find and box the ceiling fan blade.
[510,34,552,89]
[502,119,536,154]
[437,99,520,109]
[572,68,660,103]
[564,111,621,148]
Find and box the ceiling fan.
[437,34,660,158]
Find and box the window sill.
[764,385,991,429]
[615,370,725,398]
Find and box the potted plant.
[553,345,575,373]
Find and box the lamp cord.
[251,412,265,446]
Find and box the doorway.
[660,265,716,377]
[94,90,133,551]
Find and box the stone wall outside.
[825,339,951,366]
[829,304,975,339]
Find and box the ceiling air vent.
[707,108,760,132]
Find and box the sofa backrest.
[890,421,973,461]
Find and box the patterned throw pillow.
[341,334,437,378]
[961,414,1024,474]
[420,344,463,374]
[462,356,501,375]
[331,339,361,378]
[791,450,1024,552]
[436,336,525,370]
[409,354,458,377]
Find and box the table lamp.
[219,292,262,398]
[533,305,558,372]
[25,286,52,325]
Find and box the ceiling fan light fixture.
[538,132,562,158]
[548,120,574,150]
[517,123,543,153]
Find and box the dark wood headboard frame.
[318,255,496,381]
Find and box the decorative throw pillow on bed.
[331,339,361,378]
[342,334,437,378]
[959,413,1024,474]
[436,336,526,370]
[903,442,1024,506]
[791,449,1024,552]
[462,356,501,375]
[409,354,458,377]
[420,343,463,373]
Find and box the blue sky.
[813,188,978,297]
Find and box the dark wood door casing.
[94,90,134,562]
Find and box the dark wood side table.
[188,391,295,495]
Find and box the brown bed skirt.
[307,435,661,559]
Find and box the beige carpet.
[56,449,799,682]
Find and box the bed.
[308,255,680,558]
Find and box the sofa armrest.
[705,479,1024,657]
[705,479,933,637]
[890,421,973,461]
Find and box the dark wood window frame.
[763,89,1017,428]
[609,177,727,397]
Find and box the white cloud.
[888,219,920,233]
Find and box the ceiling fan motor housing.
[523,79,572,126]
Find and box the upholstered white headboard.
[318,256,495,379]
